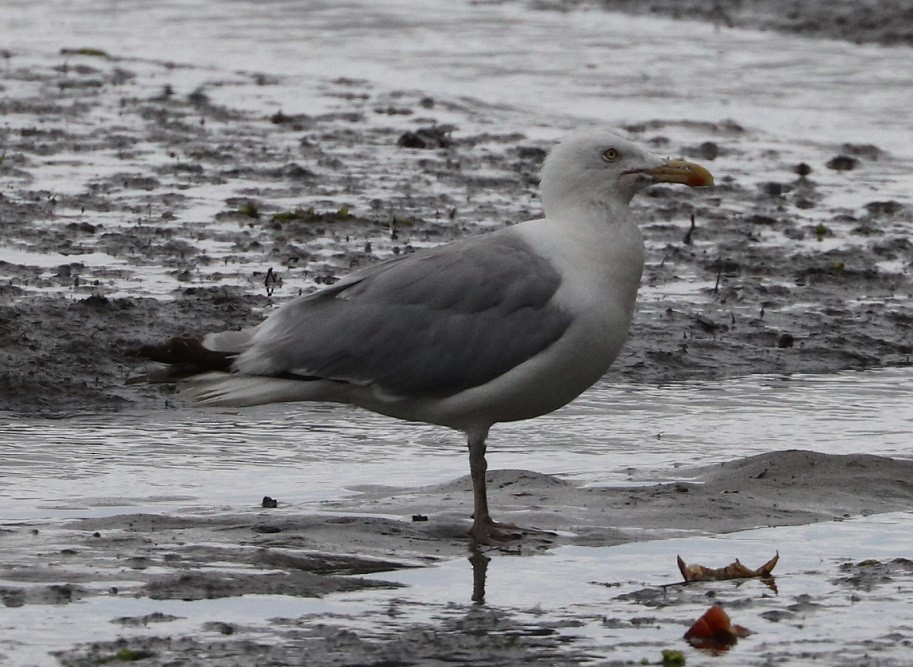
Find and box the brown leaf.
[677,551,779,582]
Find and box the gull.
[138,130,713,545]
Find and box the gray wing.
[234,232,571,398]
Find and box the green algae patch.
[61,47,110,58]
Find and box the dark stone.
[761,181,785,196]
[865,200,903,216]
[684,141,720,160]
[397,126,453,149]
[746,214,779,225]
[517,145,547,161]
[826,155,858,171]
[777,333,795,349]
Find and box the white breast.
[386,208,646,432]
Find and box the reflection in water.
[469,548,491,604]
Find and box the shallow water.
[360,513,913,665]
[3,367,911,522]
[3,511,913,665]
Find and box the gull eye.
[601,147,620,163]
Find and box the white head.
[539,130,713,216]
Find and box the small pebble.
[826,155,858,171]
[695,141,720,160]
[865,200,903,216]
[397,126,452,149]
[762,181,785,196]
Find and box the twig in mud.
[714,255,723,294]
[264,267,281,297]
[683,212,696,245]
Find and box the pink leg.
[467,429,521,546]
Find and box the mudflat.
[2,1,913,665]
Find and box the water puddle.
[3,513,911,665]
[2,367,911,519]
[353,513,913,665]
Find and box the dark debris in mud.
[834,557,913,592]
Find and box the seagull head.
[539,130,714,216]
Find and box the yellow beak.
[643,159,714,187]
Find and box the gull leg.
[468,429,520,545]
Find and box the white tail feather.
[202,328,256,353]
[182,372,331,407]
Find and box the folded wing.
[232,233,571,399]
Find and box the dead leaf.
[684,603,751,651]
[677,551,779,583]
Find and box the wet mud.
[539,0,913,47]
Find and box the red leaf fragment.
[684,603,751,651]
